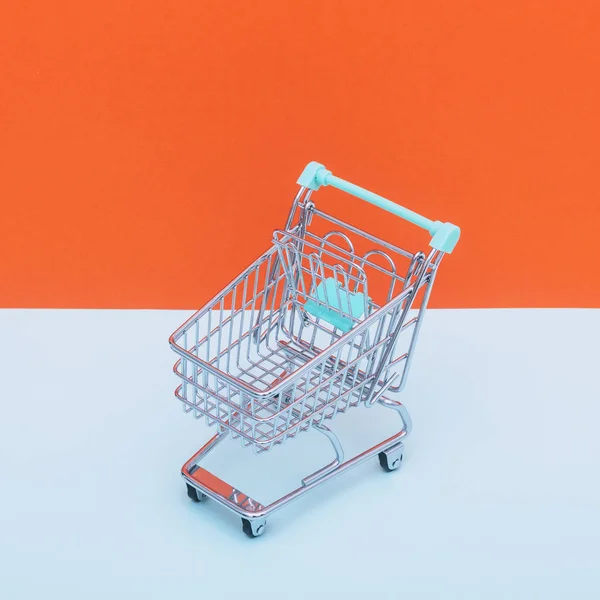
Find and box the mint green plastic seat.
[304,277,366,333]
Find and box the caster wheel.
[274,393,292,405]
[378,447,403,472]
[186,484,207,502]
[241,518,266,538]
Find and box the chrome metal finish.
[301,423,344,487]
[171,183,448,534]
[182,395,411,529]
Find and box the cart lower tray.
[182,394,411,537]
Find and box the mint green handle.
[297,161,460,254]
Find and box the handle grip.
[297,161,460,253]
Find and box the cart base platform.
[181,395,412,537]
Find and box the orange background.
[1,1,599,309]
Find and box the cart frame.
[170,161,460,536]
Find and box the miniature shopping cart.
[170,161,460,537]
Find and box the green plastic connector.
[296,161,331,190]
[428,221,461,254]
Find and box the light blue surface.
[1,309,599,599]
[297,161,461,253]
[304,277,366,332]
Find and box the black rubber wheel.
[186,483,202,502]
[378,451,402,472]
[241,518,265,538]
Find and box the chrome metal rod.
[301,423,345,487]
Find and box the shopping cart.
[170,161,460,537]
